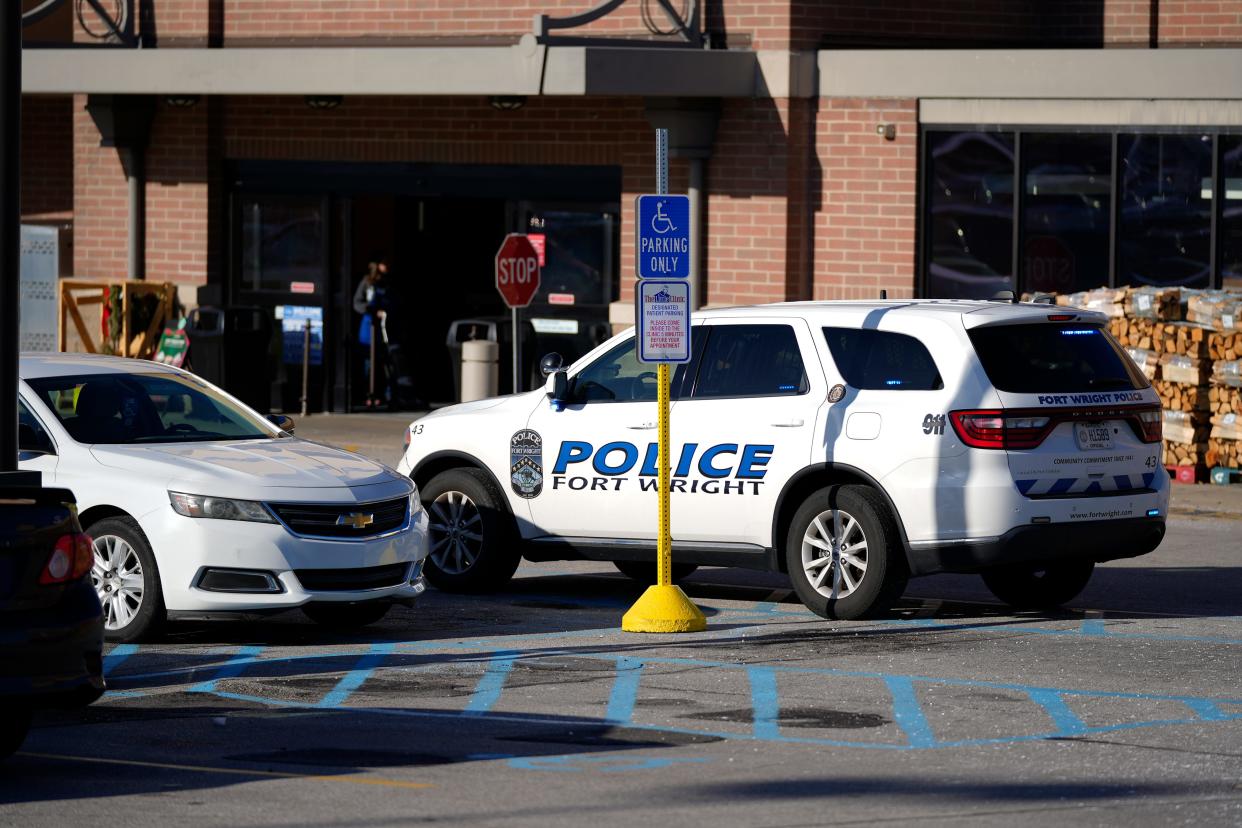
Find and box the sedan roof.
[19,353,187,380]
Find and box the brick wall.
[21,96,73,220]
[1158,0,1242,44]
[73,95,129,278]
[812,98,917,301]
[145,103,213,288]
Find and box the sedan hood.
[90,438,400,492]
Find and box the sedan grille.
[268,497,408,539]
[295,563,410,592]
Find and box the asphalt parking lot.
[3,413,1241,827]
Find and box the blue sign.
[277,305,323,366]
[635,194,690,279]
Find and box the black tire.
[0,707,30,759]
[421,468,520,592]
[87,516,165,642]
[981,560,1095,610]
[303,602,391,629]
[613,560,698,584]
[785,484,907,620]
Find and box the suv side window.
[571,328,706,403]
[690,324,808,399]
[18,399,56,454]
[822,327,943,391]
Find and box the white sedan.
[17,353,428,641]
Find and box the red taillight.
[950,410,1054,450]
[1138,408,1162,443]
[40,533,93,585]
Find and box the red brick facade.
[19,0,1242,313]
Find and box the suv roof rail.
[989,290,1017,303]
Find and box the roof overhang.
[22,42,773,98]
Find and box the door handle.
[627,422,657,430]
[771,419,804,427]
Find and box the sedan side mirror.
[539,352,564,379]
[545,370,569,403]
[267,414,295,435]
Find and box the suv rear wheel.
[422,468,521,592]
[785,485,907,620]
[982,560,1095,610]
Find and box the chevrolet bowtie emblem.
[337,512,374,530]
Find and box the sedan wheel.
[428,490,483,575]
[92,534,145,631]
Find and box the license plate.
[1075,422,1113,451]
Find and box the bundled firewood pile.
[1048,284,1242,477]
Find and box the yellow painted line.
[19,751,434,790]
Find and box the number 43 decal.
[922,414,946,435]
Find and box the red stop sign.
[495,234,541,309]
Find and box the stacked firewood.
[1206,349,1242,470]
[1127,286,1182,321]
[1186,293,1242,332]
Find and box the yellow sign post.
[622,130,706,634]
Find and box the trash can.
[446,317,537,401]
[187,306,274,413]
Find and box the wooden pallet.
[58,278,177,359]
[1166,464,1208,484]
[1209,466,1242,486]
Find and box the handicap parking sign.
[635,194,690,279]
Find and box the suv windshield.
[25,372,275,445]
[967,323,1148,393]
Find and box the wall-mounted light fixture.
[305,95,343,111]
[876,123,896,141]
[164,94,200,109]
[489,95,527,111]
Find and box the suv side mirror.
[545,370,569,403]
[540,352,564,378]
[18,423,54,455]
[267,414,295,435]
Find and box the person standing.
[353,257,393,409]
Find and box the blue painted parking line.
[884,676,936,748]
[317,642,395,708]
[1027,689,1089,735]
[103,643,139,676]
[188,646,266,694]
[748,666,781,740]
[605,656,643,725]
[463,651,518,715]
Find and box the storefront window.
[240,197,326,294]
[1117,134,1213,288]
[1022,133,1112,295]
[1221,136,1242,290]
[925,132,1015,299]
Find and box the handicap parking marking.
[463,651,519,715]
[318,642,396,708]
[103,643,139,676]
[188,646,267,694]
[605,656,644,725]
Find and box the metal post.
[688,157,704,309]
[300,319,310,418]
[655,127,672,589]
[126,146,145,280]
[0,3,21,477]
[512,306,520,394]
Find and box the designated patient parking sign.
[636,280,691,364]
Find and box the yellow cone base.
[621,585,707,633]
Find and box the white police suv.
[397,300,1168,619]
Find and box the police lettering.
[552,440,773,479]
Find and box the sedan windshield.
[25,372,275,445]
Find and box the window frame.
[821,326,945,392]
[683,323,811,401]
[919,126,1242,298]
[17,396,58,457]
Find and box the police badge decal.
[510,430,544,498]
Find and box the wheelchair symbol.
[650,200,677,234]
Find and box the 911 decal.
[922,414,946,435]
[510,430,543,499]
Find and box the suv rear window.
[967,323,1148,393]
[822,328,943,391]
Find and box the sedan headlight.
[169,492,276,523]
[409,483,423,516]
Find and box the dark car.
[0,486,105,759]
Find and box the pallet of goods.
[1126,286,1182,321]
[1057,287,1128,317]
[1205,364,1242,483]
[1186,292,1242,332]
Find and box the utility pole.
[0,2,24,483]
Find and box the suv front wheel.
[785,485,907,620]
[421,468,521,593]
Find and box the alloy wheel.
[428,491,483,575]
[91,534,145,631]
[800,508,869,600]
